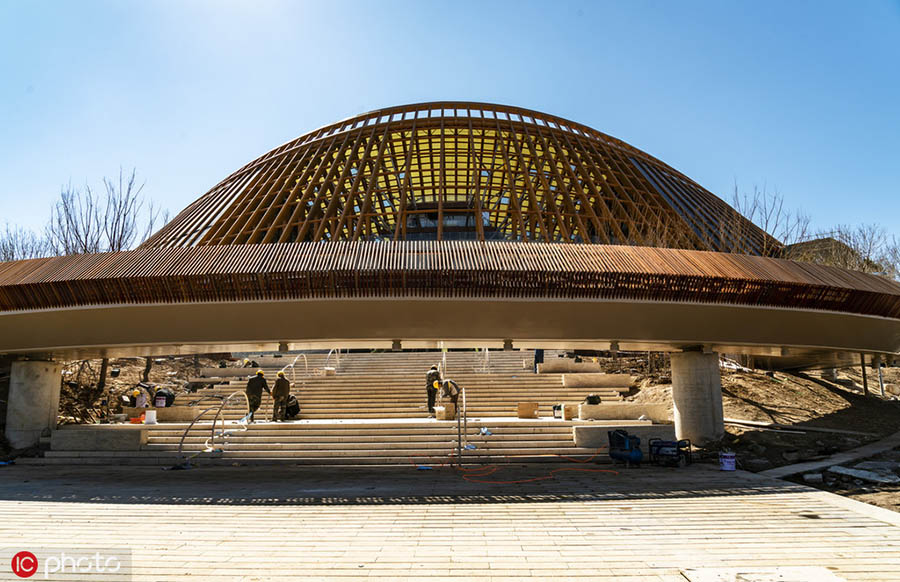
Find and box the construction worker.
[271,370,291,422]
[425,365,441,417]
[433,378,461,420]
[245,370,270,422]
[438,378,460,408]
[533,349,544,373]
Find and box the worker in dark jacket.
[425,365,441,417]
[245,370,270,422]
[271,370,291,422]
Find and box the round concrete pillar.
[670,351,724,445]
[4,360,62,450]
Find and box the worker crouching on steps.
[271,370,291,422]
[438,378,460,408]
[245,370,270,423]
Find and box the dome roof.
[143,102,775,254]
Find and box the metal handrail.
[278,353,309,383]
[439,379,467,467]
[324,348,340,371]
[176,391,250,464]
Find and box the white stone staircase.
[38,417,662,466]
[26,350,665,466]
[184,350,626,420]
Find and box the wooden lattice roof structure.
[143,102,776,254]
[1,102,898,360]
[2,242,898,319]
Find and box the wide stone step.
[146,428,579,437]
[22,453,598,466]
[193,402,612,412]
[46,445,599,459]
[141,418,590,429]
[144,439,580,452]
[187,391,593,399]
[146,433,575,444]
[183,390,616,398]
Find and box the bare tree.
[729,183,811,255]
[41,168,168,422]
[885,236,900,281]
[102,169,165,251]
[789,224,900,281]
[46,168,165,255]
[46,181,104,255]
[0,223,48,262]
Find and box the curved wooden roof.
[1,242,898,319]
[142,102,777,254]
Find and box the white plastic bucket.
[719,451,736,471]
[144,410,157,425]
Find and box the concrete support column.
[4,360,62,450]
[671,351,724,445]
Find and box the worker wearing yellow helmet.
[244,369,270,422]
[271,370,292,422]
[131,387,148,408]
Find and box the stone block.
[577,403,670,423]
[828,465,900,484]
[803,473,824,483]
[562,373,634,388]
[123,405,202,422]
[573,424,676,448]
[435,404,455,420]
[537,360,602,373]
[561,403,579,420]
[197,368,255,378]
[52,426,148,451]
[157,406,202,422]
[517,402,539,418]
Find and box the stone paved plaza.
[1,462,899,581]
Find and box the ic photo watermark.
[4,548,132,580]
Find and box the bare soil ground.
[631,365,900,468]
[625,359,900,511]
[57,355,221,424]
[794,446,900,513]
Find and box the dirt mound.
[630,365,900,472]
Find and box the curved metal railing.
[176,391,251,465]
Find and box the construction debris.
[802,473,824,483]
[827,465,900,485]
[724,417,876,437]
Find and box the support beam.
[861,353,869,396]
[671,351,724,445]
[4,360,62,450]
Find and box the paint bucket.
[719,451,736,471]
[144,410,157,425]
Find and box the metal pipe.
[456,390,462,467]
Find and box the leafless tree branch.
[45,168,165,255]
[0,223,48,261]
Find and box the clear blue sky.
[2,0,898,236]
